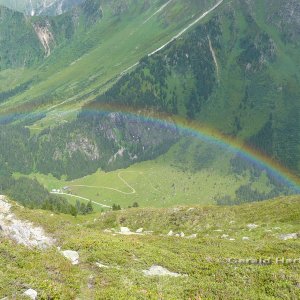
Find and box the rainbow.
[81,103,300,191]
[2,103,300,191]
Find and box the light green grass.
[1,195,299,299]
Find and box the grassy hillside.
[18,137,293,210]
[0,0,219,117]
[91,0,300,176]
[1,195,299,299]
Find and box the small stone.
[279,233,298,241]
[247,224,259,230]
[62,250,79,265]
[24,289,38,300]
[136,228,143,233]
[180,232,185,238]
[96,262,109,268]
[120,227,131,234]
[242,237,250,241]
[167,230,174,236]
[221,234,229,239]
[142,265,185,277]
[186,234,197,239]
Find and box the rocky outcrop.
[32,21,55,56]
[0,196,54,249]
[65,135,100,160]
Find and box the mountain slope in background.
[0,0,298,204]
[0,0,85,15]
[92,0,300,176]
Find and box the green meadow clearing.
[17,138,276,211]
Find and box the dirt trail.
[70,171,137,195]
[50,192,112,208]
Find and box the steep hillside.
[92,0,300,176]
[0,195,299,299]
[0,0,219,114]
[0,6,44,68]
[0,0,85,15]
[0,0,103,71]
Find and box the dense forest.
[0,114,178,180]
[0,161,94,215]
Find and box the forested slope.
[92,0,300,176]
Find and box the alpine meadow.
[0,0,299,299]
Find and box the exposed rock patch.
[143,265,186,277]
[279,233,299,241]
[247,224,259,230]
[0,196,54,249]
[32,21,54,56]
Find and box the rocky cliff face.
[32,20,55,56]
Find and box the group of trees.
[111,202,139,211]
[0,164,93,216]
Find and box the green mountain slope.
[0,0,85,15]
[0,0,220,119]
[0,0,298,205]
[0,6,44,68]
[91,0,300,176]
[20,136,293,210]
[1,195,299,299]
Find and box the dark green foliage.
[95,17,220,117]
[0,6,44,69]
[75,199,93,215]
[0,80,34,104]
[112,204,121,211]
[2,176,77,215]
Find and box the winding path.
[69,171,136,195]
[50,192,112,208]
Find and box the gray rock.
[62,250,79,265]
[0,196,54,249]
[247,224,259,230]
[96,262,110,269]
[242,237,250,241]
[119,227,131,234]
[167,230,174,236]
[186,234,197,239]
[24,289,38,300]
[279,233,298,240]
[136,228,143,233]
[221,234,229,239]
[142,265,185,277]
